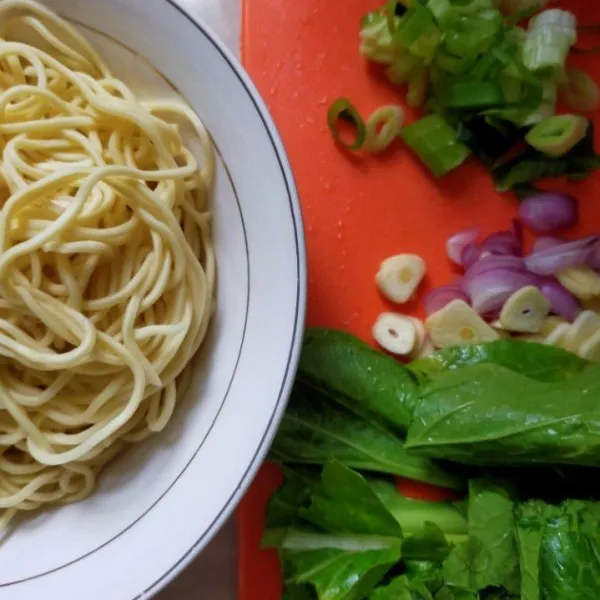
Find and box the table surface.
[157,1,240,599]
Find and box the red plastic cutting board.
[238,2,600,599]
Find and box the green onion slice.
[442,80,505,109]
[400,114,471,177]
[525,114,589,157]
[522,9,577,74]
[364,105,406,153]
[327,98,366,151]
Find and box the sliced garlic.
[411,335,436,359]
[499,286,551,333]
[556,267,600,301]
[372,312,417,355]
[580,329,600,362]
[490,321,511,338]
[406,317,428,359]
[517,334,547,344]
[545,322,571,347]
[408,316,426,347]
[425,299,500,349]
[376,254,426,304]
[539,316,568,338]
[561,310,600,352]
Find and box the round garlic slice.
[545,323,571,347]
[375,254,426,304]
[580,329,600,362]
[406,316,428,359]
[372,312,417,356]
[556,267,600,301]
[499,286,551,333]
[539,316,568,338]
[562,310,600,352]
[425,299,499,348]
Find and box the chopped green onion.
[450,0,497,16]
[327,98,366,151]
[503,25,527,47]
[499,74,523,104]
[522,9,577,74]
[400,114,471,176]
[500,0,546,18]
[427,0,457,27]
[385,52,423,85]
[494,121,600,189]
[525,115,589,157]
[521,79,556,126]
[443,12,503,58]
[561,68,600,113]
[393,3,441,62]
[442,79,505,108]
[470,40,518,79]
[435,48,477,74]
[360,17,399,64]
[385,0,408,18]
[364,105,406,153]
[406,70,429,108]
[503,2,545,27]
[361,10,385,28]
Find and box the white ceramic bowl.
[0,1,306,598]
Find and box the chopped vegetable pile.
[369,194,600,362]
[262,4,600,599]
[327,1,600,191]
[264,329,600,600]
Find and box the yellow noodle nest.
[0,0,215,526]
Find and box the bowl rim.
[142,1,307,596]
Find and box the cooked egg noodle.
[0,0,215,525]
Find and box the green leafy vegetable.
[299,329,420,432]
[408,339,589,384]
[405,363,600,467]
[368,479,468,539]
[299,461,403,537]
[403,522,453,563]
[264,466,317,530]
[443,480,519,594]
[434,587,478,600]
[539,517,600,599]
[283,584,318,600]
[284,541,402,600]
[370,576,436,599]
[516,499,600,600]
[404,560,445,592]
[270,385,461,488]
[266,331,600,600]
